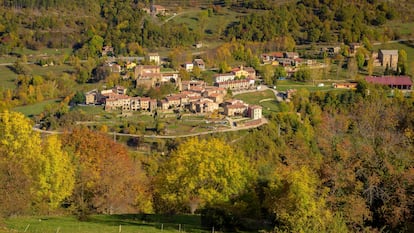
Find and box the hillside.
[0,0,413,56]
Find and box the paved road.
[33,118,268,139]
[372,38,414,46]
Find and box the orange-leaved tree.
[61,127,151,219]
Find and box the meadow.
[13,99,61,117]
[3,214,211,233]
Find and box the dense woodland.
[0,0,412,55]
[1,0,414,232]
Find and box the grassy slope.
[234,90,280,116]
[170,7,244,42]
[13,99,60,117]
[3,214,208,233]
[0,66,18,90]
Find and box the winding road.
[33,117,268,139]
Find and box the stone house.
[193,59,205,70]
[248,105,262,120]
[214,73,235,83]
[147,53,160,65]
[378,50,398,70]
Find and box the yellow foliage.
[156,137,254,213]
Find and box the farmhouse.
[147,53,160,65]
[232,66,256,79]
[193,59,205,70]
[378,50,398,70]
[248,105,263,120]
[261,52,284,63]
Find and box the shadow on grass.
[87,214,208,232]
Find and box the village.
[86,43,412,126]
[85,51,263,123]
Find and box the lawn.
[234,90,281,116]
[234,90,275,105]
[28,64,75,77]
[275,80,336,92]
[0,66,18,90]
[13,99,61,117]
[3,214,210,233]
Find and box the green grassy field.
[0,63,75,91]
[12,47,72,57]
[3,214,210,233]
[13,99,61,117]
[170,8,244,41]
[275,80,336,92]
[28,64,75,77]
[0,66,18,90]
[234,90,280,116]
[383,21,414,37]
[234,90,275,105]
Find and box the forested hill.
[0,0,412,55]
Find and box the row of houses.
[261,51,316,68]
[85,83,263,119]
[134,64,258,91]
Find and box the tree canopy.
[155,137,253,214]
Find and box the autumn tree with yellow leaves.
[155,137,254,214]
[0,111,74,216]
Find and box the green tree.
[293,67,311,82]
[70,91,85,105]
[155,138,253,214]
[261,64,275,85]
[355,49,366,70]
[265,166,346,232]
[398,49,408,75]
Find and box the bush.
[201,205,240,232]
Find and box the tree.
[12,60,31,75]
[61,127,151,219]
[261,64,275,85]
[293,67,311,82]
[39,135,75,210]
[70,91,85,106]
[265,166,345,232]
[192,65,201,79]
[367,57,374,76]
[355,49,366,70]
[346,57,358,78]
[218,61,231,73]
[155,138,253,214]
[397,49,408,75]
[0,111,73,216]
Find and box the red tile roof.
[365,76,412,86]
